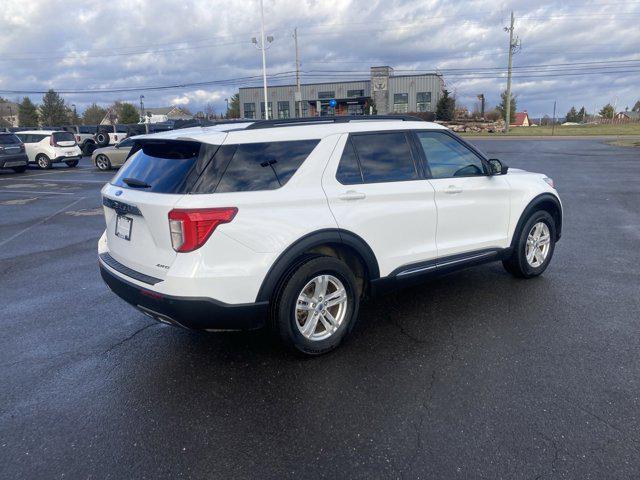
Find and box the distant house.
[615,111,640,121]
[100,105,193,125]
[0,101,20,128]
[511,111,531,127]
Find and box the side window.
[416,131,486,179]
[16,134,27,143]
[336,139,363,185]
[351,132,419,183]
[215,140,319,193]
[118,138,133,148]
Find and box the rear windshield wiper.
[122,177,151,188]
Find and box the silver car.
[92,138,133,171]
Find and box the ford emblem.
[115,190,123,196]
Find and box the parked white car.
[15,130,83,169]
[98,117,562,355]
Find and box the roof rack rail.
[245,115,424,130]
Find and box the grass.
[460,123,640,137]
[605,139,640,148]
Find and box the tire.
[36,154,52,169]
[95,131,110,147]
[11,165,27,173]
[503,210,556,278]
[95,154,111,171]
[66,160,79,168]
[82,142,97,156]
[271,255,360,355]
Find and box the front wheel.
[66,160,79,168]
[503,211,556,278]
[272,256,359,355]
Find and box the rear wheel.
[66,160,79,168]
[271,256,359,355]
[36,154,52,169]
[503,211,556,278]
[11,165,27,173]
[95,154,111,171]
[82,142,97,156]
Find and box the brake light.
[168,208,237,252]
[76,135,81,142]
[50,136,56,146]
[114,135,118,141]
[19,144,25,152]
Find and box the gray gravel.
[1,139,639,479]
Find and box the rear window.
[193,140,319,193]
[111,141,208,194]
[0,134,21,145]
[53,132,76,143]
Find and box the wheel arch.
[511,193,563,247]
[255,229,380,303]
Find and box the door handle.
[444,185,463,194]
[339,190,366,201]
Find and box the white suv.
[98,117,562,355]
[15,130,83,169]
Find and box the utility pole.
[477,94,485,119]
[251,0,273,120]
[139,95,145,123]
[504,11,519,133]
[551,100,557,136]
[293,27,302,118]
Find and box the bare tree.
[203,103,216,120]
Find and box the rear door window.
[212,140,319,193]
[350,132,419,183]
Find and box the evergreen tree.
[118,102,140,123]
[496,90,516,122]
[227,93,240,118]
[435,89,455,121]
[18,97,39,126]
[82,103,107,125]
[599,103,615,118]
[577,106,587,122]
[565,106,578,123]
[39,89,68,126]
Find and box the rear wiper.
[122,177,151,188]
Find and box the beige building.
[0,101,19,128]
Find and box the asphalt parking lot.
[1,138,639,479]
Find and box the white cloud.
[0,0,638,117]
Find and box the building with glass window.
[238,66,444,119]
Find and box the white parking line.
[0,197,86,247]
[21,178,108,184]
[0,190,76,195]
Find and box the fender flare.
[510,193,563,247]
[255,229,380,303]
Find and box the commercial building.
[239,66,444,119]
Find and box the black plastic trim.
[245,115,424,130]
[102,197,143,216]
[255,228,380,303]
[99,253,162,285]
[100,264,268,331]
[511,193,563,244]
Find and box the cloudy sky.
[1,0,638,118]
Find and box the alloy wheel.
[525,221,551,267]
[295,274,348,341]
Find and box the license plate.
[115,215,132,241]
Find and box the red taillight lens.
[50,136,55,146]
[76,135,81,142]
[20,144,25,152]
[114,135,118,141]
[168,208,237,252]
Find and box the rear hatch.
[0,133,23,156]
[52,131,77,148]
[101,137,224,280]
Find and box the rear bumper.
[52,155,82,163]
[99,263,268,331]
[0,154,28,168]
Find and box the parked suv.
[0,132,28,173]
[63,125,99,155]
[98,117,562,355]
[15,130,83,169]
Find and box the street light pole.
[259,0,269,119]
[139,95,145,123]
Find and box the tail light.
[114,135,118,141]
[19,144,25,152]
[168,208,237,252]
[50,136,56,146]
[76,135,81,142]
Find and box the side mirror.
[488,158,508,175]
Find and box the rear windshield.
[111,141,206,194]
[0,134,21,145]
[53,132,76,143]
[112,139,319,194]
